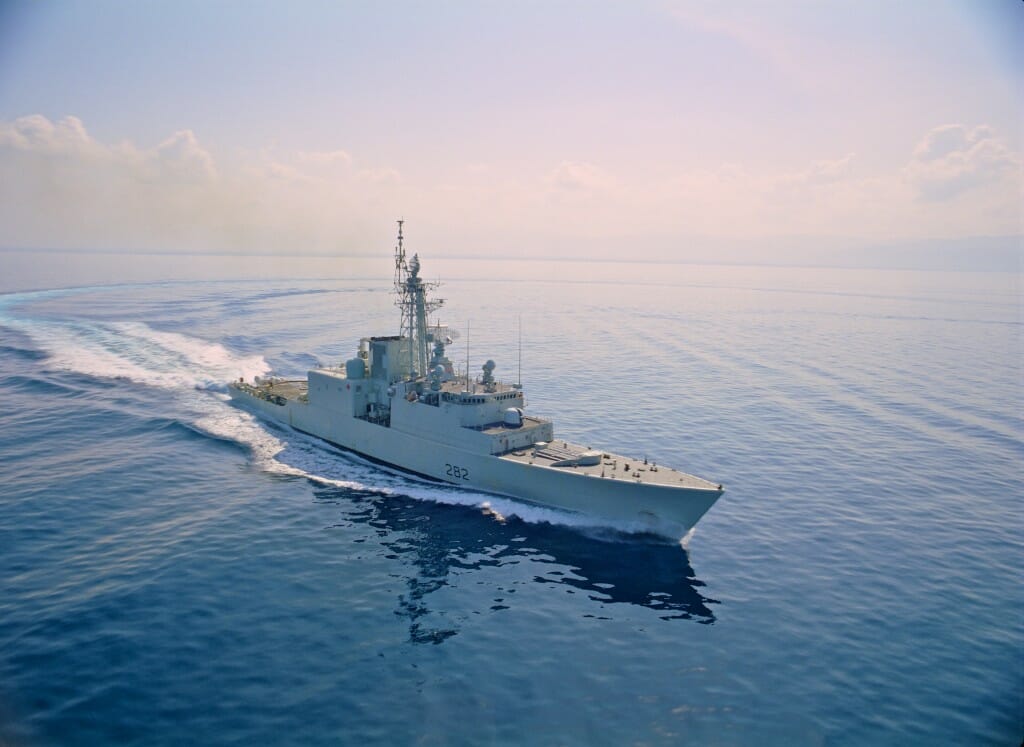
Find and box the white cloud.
[0,115,216,185]
[0,114,1018,259]
[357,167,402,186]
[0,114,400,253]
[0,114,96,155]
[779,153,855,187]
[547,160,614,192]
[298,149,353,167]
[155,130,217,181]
[912,124,990,161]
[905,124,1019,201]
[263,160,312,183]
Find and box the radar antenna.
[393,220,443,379]
[395,219,406,275]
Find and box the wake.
[0,298,651,535]
[6,316,391,494]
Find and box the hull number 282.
[445,463,470,481]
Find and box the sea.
[0,250,1020,746]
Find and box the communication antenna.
[517,314,522,389]
[395,218,405,269]
[392,219,443,379]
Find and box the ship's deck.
[231,379,307,402]
[236,374,522,403]
[500,440,721,491]
[232,378,720,492]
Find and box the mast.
[393,220,443,380]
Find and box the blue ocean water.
[0,257,1020,745]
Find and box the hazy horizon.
[0,2,1021,272]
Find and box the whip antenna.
[517,314,522,389]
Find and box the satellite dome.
[503,407,524,428]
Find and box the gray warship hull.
[228,375,722,536]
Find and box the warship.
[229,222,723,536]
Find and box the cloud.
[263,160,312,183]
[547,160,613,192]
[0,114,96,155]
[357,167,401,185]
[0,115,228,251]
[0,114,216,184]
[0,114,398,253]
[298,148,353,167]
[778,153,855,187]
[905,124,1019,201]
[912,124,977,161]
[155,130,217,181]
[0,114,1019,258]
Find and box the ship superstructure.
[229,222,723,536]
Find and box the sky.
[0,1,1020,264]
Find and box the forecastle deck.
[500,440,720,491]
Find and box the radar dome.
[503,407,524,428]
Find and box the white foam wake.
[35,320,270,390]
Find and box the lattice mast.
[393,220,443,380]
